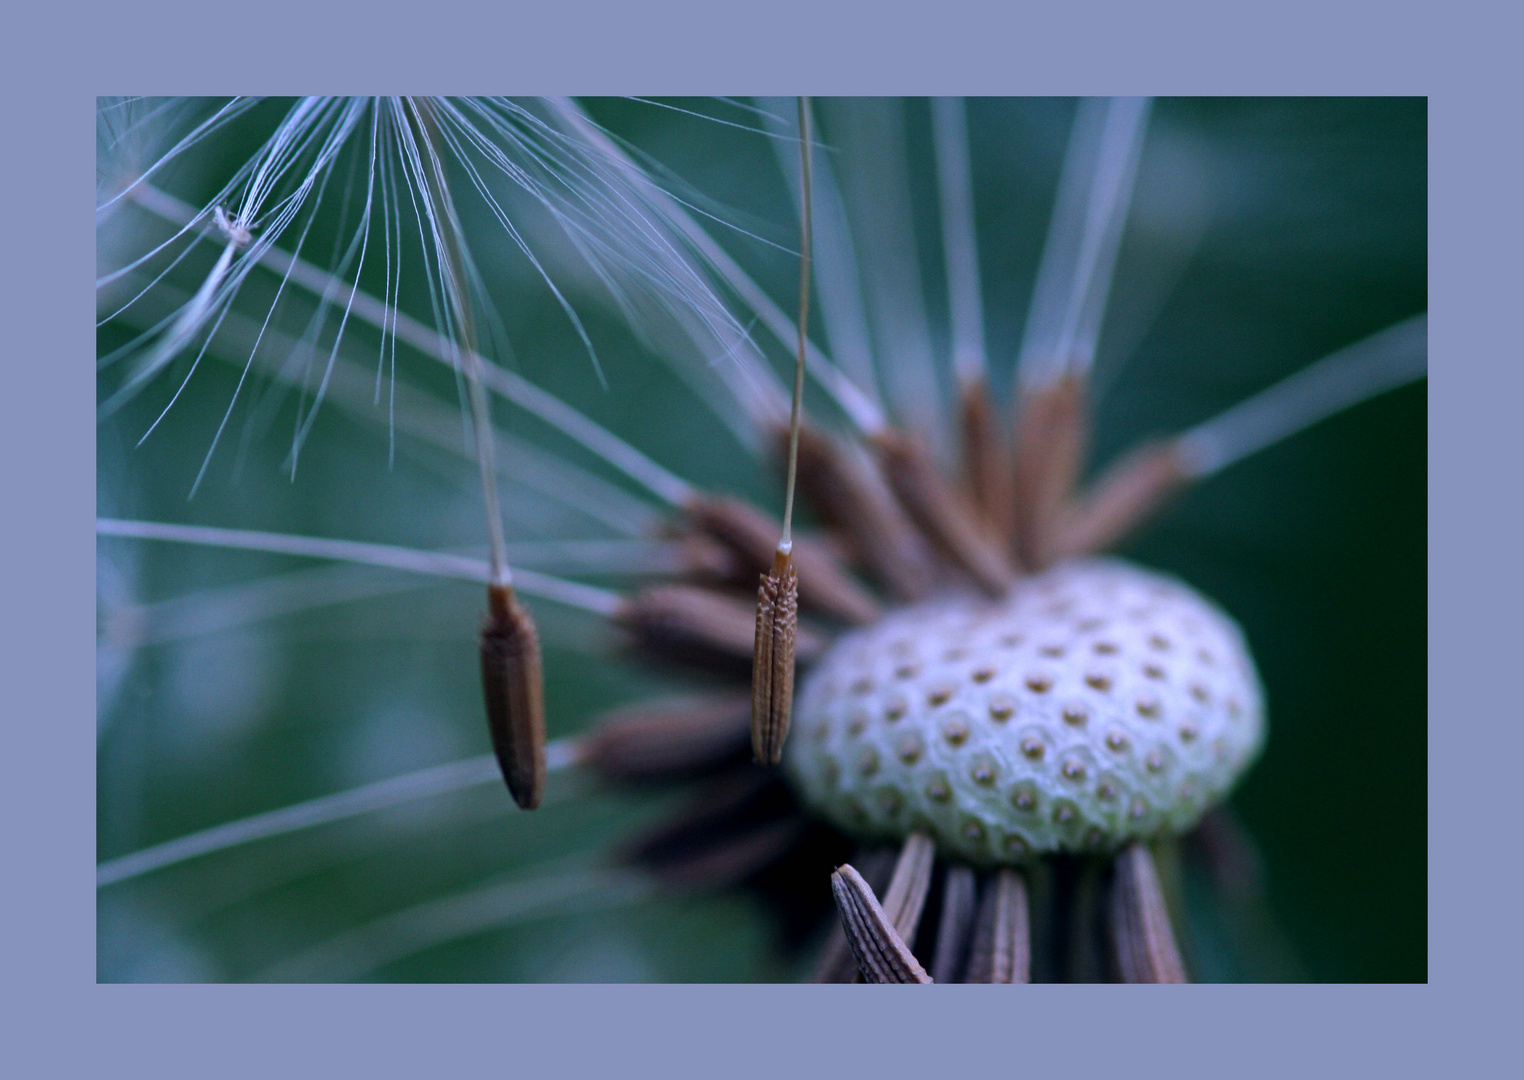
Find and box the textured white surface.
[784,559,1265,864]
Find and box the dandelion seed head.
[784,559,1265,863]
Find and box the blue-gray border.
[9,0,1512,1073]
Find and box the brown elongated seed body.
[752,547,799,766]
[930,864,979,984]
[959,382,1016,546]
[479,583,546,810]
[576,693,752,784]
[1012,375,1089,570]
[1047,440,1189,563]
[615,584,824,672]
[813,848,897,983]
[847,830,937,983]
[872,430,1017,597]
[831,863,934,984]
[791,425,938,601]
[1110,841,1188,983]
[966,868,1031,983]
[684,494,880,625]
[880,831,937,940]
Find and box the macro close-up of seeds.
[96,96,1425,982]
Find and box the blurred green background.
[97,97,1425,982]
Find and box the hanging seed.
[930,863,980,984]
[752,547,799,765]
[831,863,933,984]
[966,868,1032,983]
[479,583,546,810]
[1109,841,1188,983]
[880,831,936,940]
[813,848,898,983]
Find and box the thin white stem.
[129,183,697,507]
[95,742,580,889]
[552,98,887,436]
[1018,97,1151,392]
[116,539,698,649]
[824,97,947,459]
[780,97,813,550]
[932,97,988,390]
[96,519,623,616]
[98,239,238,418]
[409,99,512,588]
[112,272,661,535]
[759,96,883,407]
[1175,314,1427,477]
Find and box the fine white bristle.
[96,519,623,616]
[1176,313,1428,477]
[1017,97,1152,392]
[759,96,884,411]
[931,97,989,390]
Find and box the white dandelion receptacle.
[785,559,1266,864]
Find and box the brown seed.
[830,863,933,984]
[812,848,898,983]
[617,584,823,671]
[960,381,1016,545]
[966,868,1031,983]
[751,547,799,766]
[1047,439,1189,562]
[930,863,979,984]
[480,583,546,810]
[880,832,937,941]
[576,692,750,784]
[1110,841,1188,983]
[1012,374,1088,570]
[873,428,1018,596]
[791,424,938,601]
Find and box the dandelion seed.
[97,97,1425,983]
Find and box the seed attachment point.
[480,583,546,810]
[751,547,799,766]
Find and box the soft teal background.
[97,98,1425,981]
